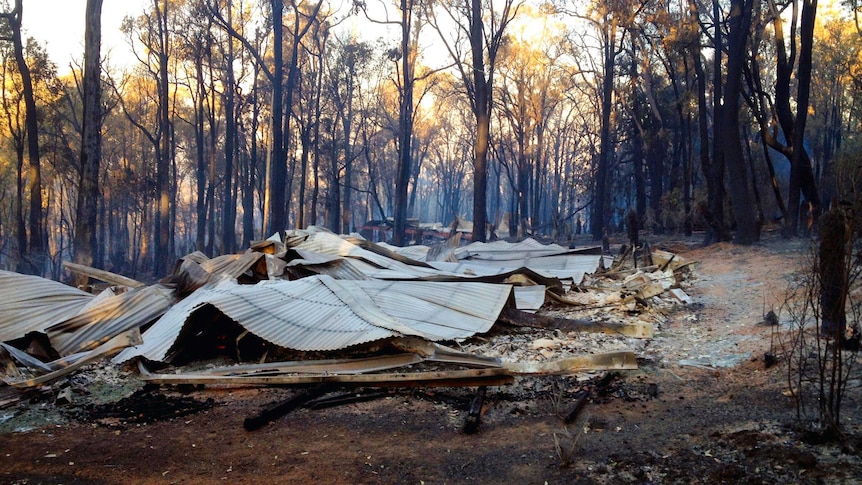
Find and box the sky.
[22,0,146,73]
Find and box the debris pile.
[0,227,695,422]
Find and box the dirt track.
[3,233,862,484]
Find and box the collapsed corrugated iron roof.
[0,270,95,342]
[114,275,512,363]
[283,227,606,288]
[46,285,173,356]
[1,227,649,390]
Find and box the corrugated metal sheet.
[454,254,603,274]
[4,329,142,388]
[287,248,342,266]
[285,230,606,284]
[114,283,227,364]
[377,242,431,262]
[46,285,174,356]
[198,252,263,278]
[292,231,441,278]
[427,261,554,278]
[424,261,587,286]
[305,257,375,280]
[454,238,570,260]
[115,277,405,362]
[378,241,460,263]
[355,280,510,338]
[115,276,512,363]
[514,286,546,313]
[0,270,94,342]
[303,255,567,304]
[173,252,266,294]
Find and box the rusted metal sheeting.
[0,270,94,342]
[116,276,512,363]
[46,285,174,356]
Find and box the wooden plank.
[668,288,693,304]
[389,337,503,367]
[202,353,425,376]
[503,351,638,374]
[136,350,635,389]
[63,262,146,289]
[139,362,513,387]
[637,281,666,299]
[498,308,653,338]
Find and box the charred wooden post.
[563,391,589,424]
[627,209,639,268]
[308,390,390,410]
[244,385,333,431]
[562,372,618,424]
[463,386,487,434]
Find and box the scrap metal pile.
[0,227,694,408]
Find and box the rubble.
[0,227,698,427]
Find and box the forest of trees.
[0,0,860,281]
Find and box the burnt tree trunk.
[470,0,490,243]
[722,0,759,244]
[591,12,616,241]
[3,0,44,274]
[264,0,285,236]
[73,0,103,287]
[221,0,236,253]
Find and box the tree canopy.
[1,0,861,280]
